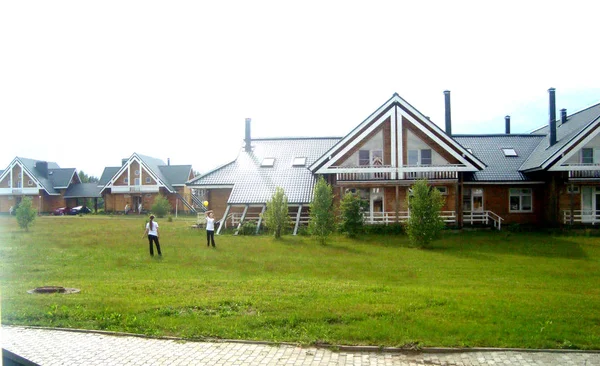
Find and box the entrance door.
[133,196,143,214]
[581,187,599,223]
[463,188,484,224]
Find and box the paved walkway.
[2,326,599,365]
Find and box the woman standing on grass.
[205,210,216,248]
[142,215,162,256]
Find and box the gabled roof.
[521,102,600,171]
[188,138,340,204]
[64,183,102,198]
[99,153,193,193]
[454,135,545,181]
[0,157,74,195]
[48,168,80,188]
[310,93,486,173]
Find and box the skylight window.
[466,148,473,154]
[292,157,306,166]
[261,158,275,167]
[502,148,517,157]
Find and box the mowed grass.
[1,216,599,350]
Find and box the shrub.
[308,177,335,245]
[264,187,290,239]
[405,179,445,248]
[16,197,37,231]
[151,195,172,218]
[238,221,257,235]
[338,190,366,238]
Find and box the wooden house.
[99,153,197,214]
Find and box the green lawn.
[1,215,599,350]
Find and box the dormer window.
[292,157,306,166]
[261,158,275,167]
[502,148,517,157]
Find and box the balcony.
[333,164,463,182]
[563,163,600,180]
[0,187,40,195]
[111,185,160,193]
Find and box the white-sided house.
[99,153,196,214]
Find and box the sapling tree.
[338,190,366,238]
[405,179,445,248]
[151,194,172,218]
[308,177,335,244]
[264,187,290,239]
[16,197,37,231]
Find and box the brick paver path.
[2,326,599,365]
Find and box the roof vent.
[502,148,517,157]
[560,108,567,124]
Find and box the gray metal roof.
[159,165,192,186]
[453,135,545,181]
[98,167,120,186]
[64,183,102,198]
[17,157,62,194]
[48,168,78,188]
[188,138,340,204]
[521,103,600,171]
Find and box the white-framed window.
[28,180,33,186]
[567,185,580,194]
[134,178,140,185]
[292,157,306,166]
[145,177,151,184]
[435,186,448,195]
[581,148,600,164]
[509,188,532,212]
[358,149,383,166]
[124,178,129,184]
[261,158,275,167]
[135,170,140,176]
[358,150,370,166]
[502,148,518,157]
[408,149,432,165]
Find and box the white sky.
[2,1,600,178]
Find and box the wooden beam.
[216,204,231,235]
[234,205,249,235]
[293,204,303,235]
[256,205,266,234]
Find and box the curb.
[7,325,600,355]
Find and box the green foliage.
[308,177,335,244]
[15,197,36,231]
[363,223,404,235]
[338,190,366,238]
[78,170,99,183]
[405,179,445,248]
[238,220,257,235]
[264,187,290,239]
[151,195,172,218]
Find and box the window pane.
[372,150,383,165]
[582,148,594,164]
[408,150,418,165]
[359,150,370,166]
[421,149,432,165]
[521,196,532,211]
[510,196,520,211]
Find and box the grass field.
[1,215,599,350]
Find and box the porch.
[563,210,600,224]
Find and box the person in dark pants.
[142,215,162,256]
[205,210,216,248]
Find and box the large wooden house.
[188,89,600,232]
[99,153,197,214]
[0,157,100,213]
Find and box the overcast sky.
[2,1,599,178]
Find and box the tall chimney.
[168,158,170,166]
[244,118,252,152]
[36,161,48,178]
[560,108,567,124]
[444,90,452,135]
[505,115,511,134]
[549,88,557,146]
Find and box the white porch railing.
[0,188,40,195]
[332,164,464,182]
[463,211,503,230]
[111,185,160,193]
[363,211,457,224]
[568,170,600,179]
[563,210,600,224]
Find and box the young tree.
[308,177,335,244]
[16,197,37,231]
[264,187,290,239]
[338,190,365,238]
[405,179,445,248]
[151,195,172,218]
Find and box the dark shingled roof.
[64,183,102,198]
[453,135,545,181]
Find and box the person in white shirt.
[205,210,216,248]
[142,215,162,256]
